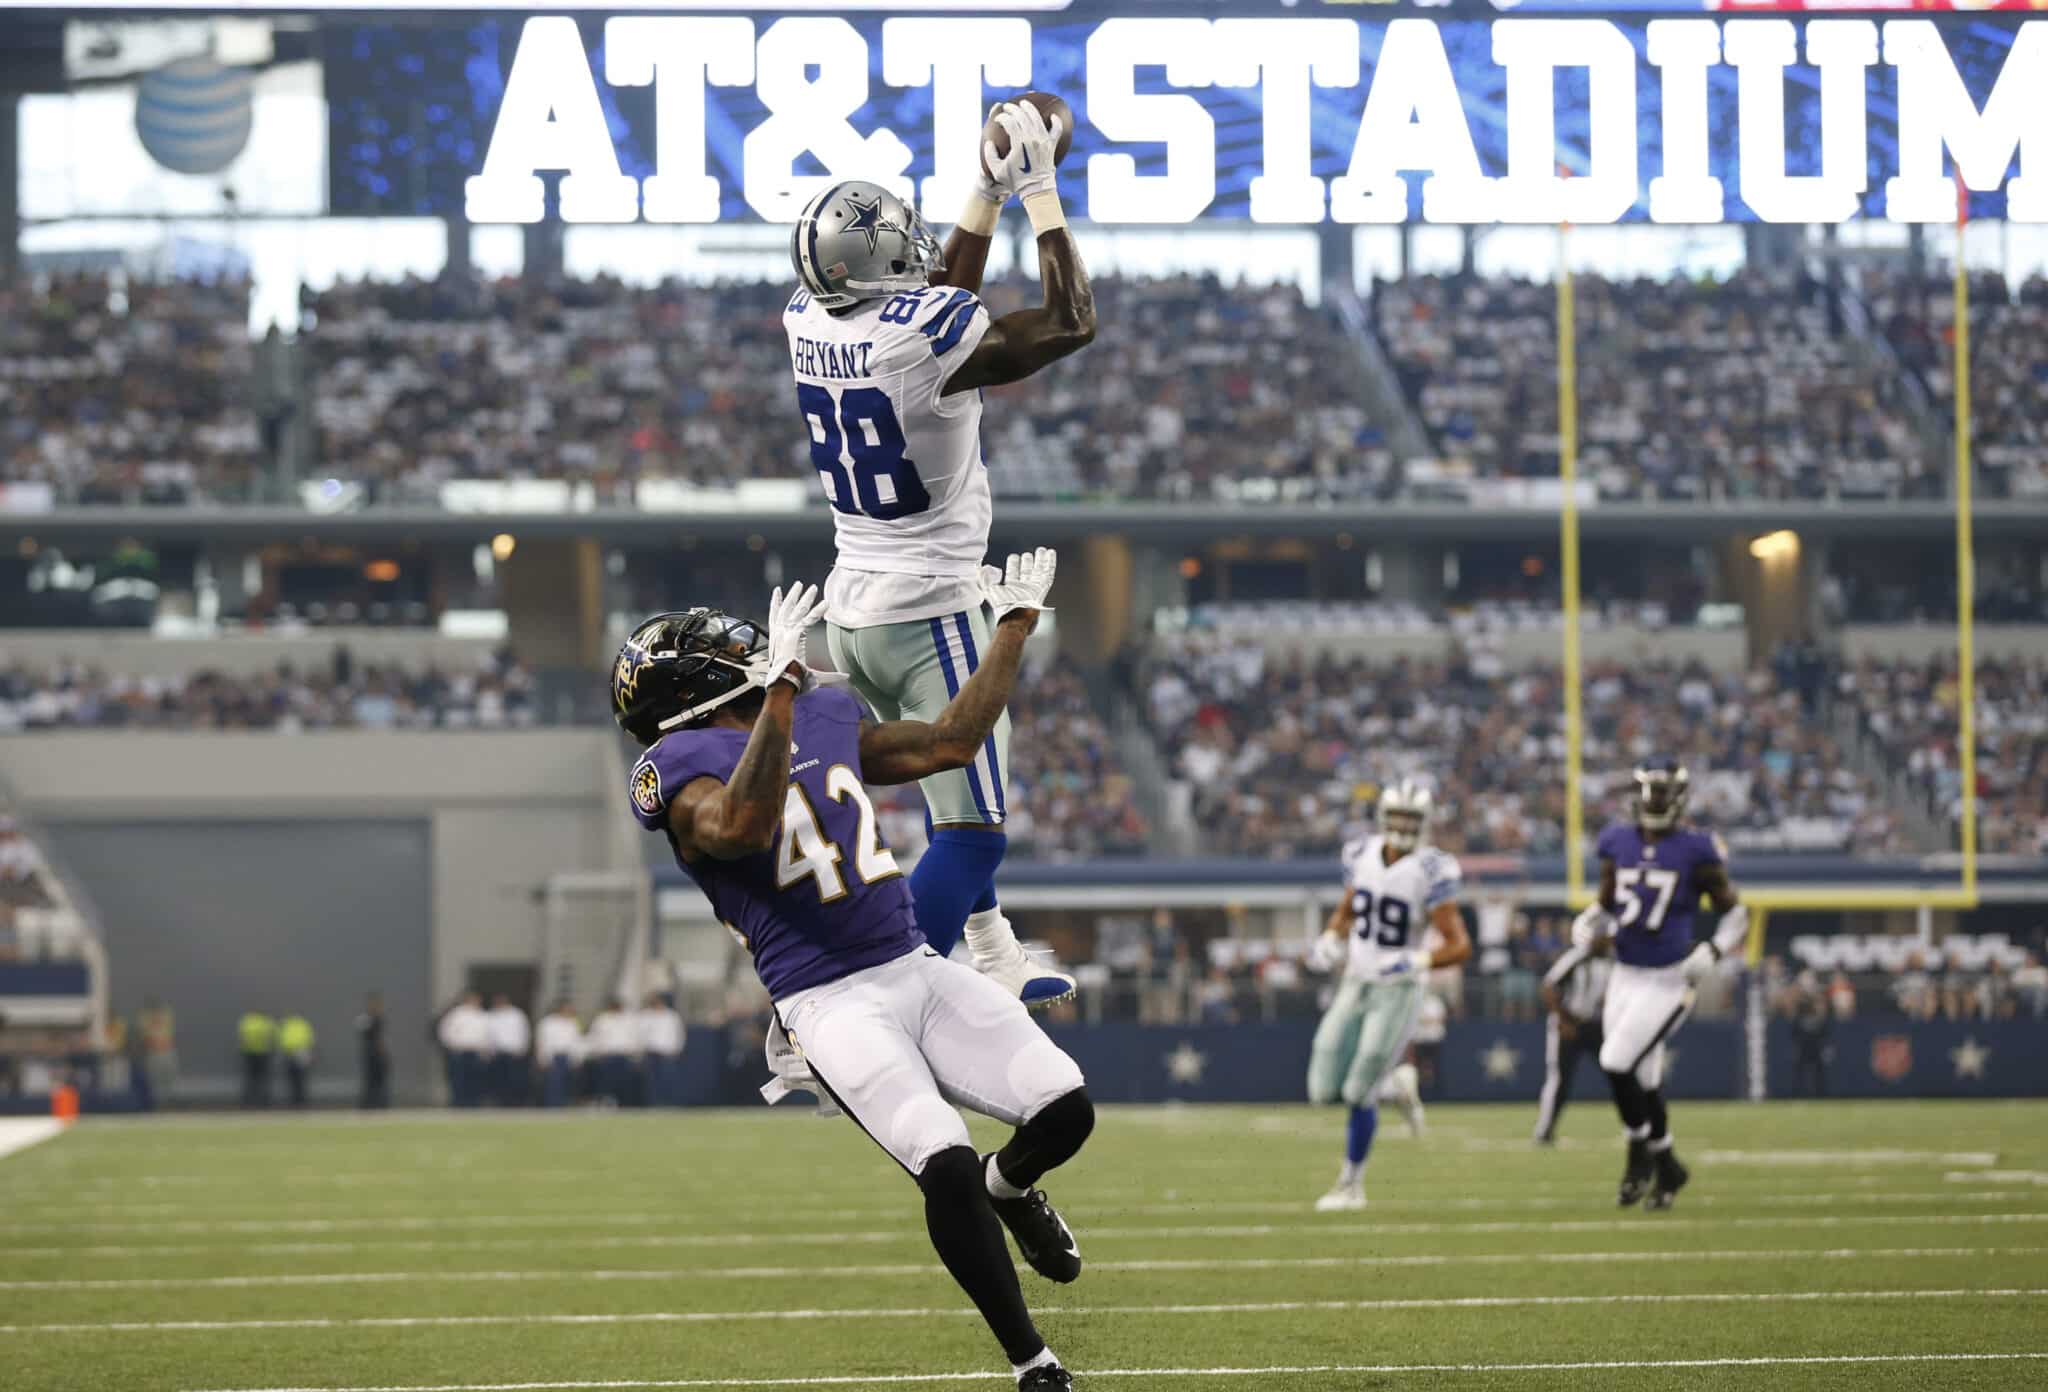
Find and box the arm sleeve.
[927,293,993,420]
[1543,943,1593,990]
[1421,851,1462,912]
[1710,902,1750,959]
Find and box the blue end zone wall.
[14,1018,2038,1114]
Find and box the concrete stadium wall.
[3,732,625,1103]
[1838,624,2048,664]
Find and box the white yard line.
[7,1287,2045,1335]
[11,1210,2048,1260]
[11,1188,2034,1235]
[3,1245,2040,1293]
[186,1351,2048,1392]
[1696,1149,2000,1166]
[0,1119,65,1161]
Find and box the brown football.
[980,91,1075,179]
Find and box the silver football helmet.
[1378,778,1433,853]
[789,180,944,311]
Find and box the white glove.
[1681,941,1721,986]
[1307,931,1345,973]
[970,104,1010,208]
[980,546,1057,623]
[1380,948,1434,980]
[1571,903,1616,950]
[983,100,1061,202]
[754,582,825,692]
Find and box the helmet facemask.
[612,609,770,745]
[1377,781,1433,853]
[1633,765,1690,832]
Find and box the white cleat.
[971,924,1077,1010]
[1313,1181,1366,1213]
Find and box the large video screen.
[326,14,2045,226]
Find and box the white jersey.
[1339,835,1463,981]
[783,285,994,628]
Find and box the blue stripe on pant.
[951,613,1005,817]
[928,614,994,820]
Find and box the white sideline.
[7,1287,2045,1335]
[3,1245,2040,1293]
[0,1119,64,1161]
[11,1209,2048,1260]
[185,1351,2048,1392]
[6,1187,2032,1235]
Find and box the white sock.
[1626,1123,1651,1141]
[964,907,1013,960]
[1648,1134,1674,1154]
[1337,1160,1363,1187]
[986,1151,1027,1201]
[1013,1347,1060,1378]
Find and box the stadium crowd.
[1868,270,2048,500]
[0,266,1996,505]
[1375,269,1932,501]
[1144,638,1907,860]
[0,274,265,506]
[1838,655,2048,856]
[0,648,540,731]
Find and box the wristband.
[956,195,1001,238]
[1022,188,1067,236]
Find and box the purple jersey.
[628,686,922,999]
[1596,821,1725,969]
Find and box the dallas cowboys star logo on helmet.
[840,192,898,254]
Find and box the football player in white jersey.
[782,100,1094,1007]
[1305,781,1472,1211]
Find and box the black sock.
[917,1146,1043,1365]
[994,1088,1096,1193]
[1604,1068,1650,1133]
[1644,1089,1670,1147]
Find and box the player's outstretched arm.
[667,686,796,860]
[929,107,1005,296]
[942,103,1095,395]
[860,549,1053,785]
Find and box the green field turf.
[2,1100,2045,1392]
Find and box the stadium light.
[491,533,517,562]
[1747,529,1799,561]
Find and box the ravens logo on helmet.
[610,608,768,746]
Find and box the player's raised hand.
[981,546,1057,625]
[984,101,1061,203]
[971,103,1011,209]
[756,582,825,691]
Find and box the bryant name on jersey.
[784,284,993,628]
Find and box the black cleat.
[1018,1364,1073,1392]
[1617,1138,1653,1207]
[988,1171,1083,1284]
[1645,1150,1690,1211]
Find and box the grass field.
[2,1100,2046,1391]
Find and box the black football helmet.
[1632,758,1691,832]
[611,608,767,745]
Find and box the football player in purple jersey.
[613,550,1090,1392]
[1571,758,1748,1210]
